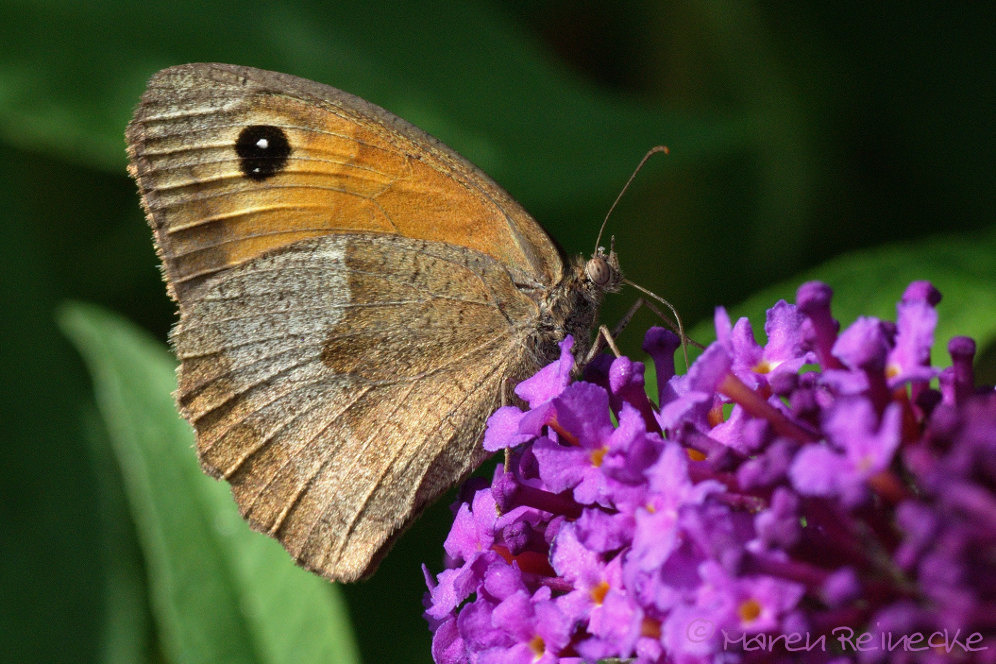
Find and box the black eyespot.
[235,125,291,181]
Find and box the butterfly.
[126,63,622,582]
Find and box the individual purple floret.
[424,281,996,663]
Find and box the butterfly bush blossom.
[423,281,996,664]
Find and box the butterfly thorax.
[532,248,622,369]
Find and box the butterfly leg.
[499,376,516,472]
[582,296,646,365]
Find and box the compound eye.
[585,256,612,286]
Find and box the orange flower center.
[738,598,762,624]
[528,634,545,658]
[590,580,610,605]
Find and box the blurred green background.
[2,2,994,663]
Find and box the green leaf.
[59,303,361,664]
[82,409,153,664]
[691,227,996,361]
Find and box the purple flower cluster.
[423,281,996,663]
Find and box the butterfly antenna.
[594,145,670,253]
[593,146,691,363]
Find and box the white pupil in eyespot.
[256,138,269,150]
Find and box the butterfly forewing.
[126,63,563,302]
